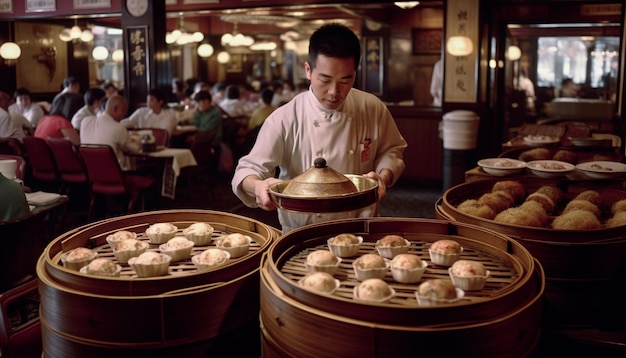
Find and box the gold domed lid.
[282,158,358,197]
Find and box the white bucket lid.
[443,110,479,121]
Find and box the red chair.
[46,137,87,189]
[0,154,26,181]
[22,136,59,191]
[78,144,155,222]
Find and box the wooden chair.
[21,136,59,191]
[78,144,156,222]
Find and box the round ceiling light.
[217,51,231,64]
[92,45,109,61]
[0,42,21,60]
[197,43,214,58]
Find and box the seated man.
[9,87,44,128]
[80,95,139,166]
[71,88,106,130]
[122,88,178,139]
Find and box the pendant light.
[1,22,21,64]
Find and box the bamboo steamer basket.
[261,218,544,357]
[37,209,279,357]
[437,179,626,327]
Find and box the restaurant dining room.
[1,0,626,357]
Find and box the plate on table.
[523,135,560,147]
[526,160,575,178]
[576,161,626,179]
[568,137,609,147]
[477,158,526,177]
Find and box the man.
[71,88,106,130]
[122,88,178,138]
[0,91,24,142]
[430,59,443,107]
[247,88,276,130]
[191,90,222,145]
[101,82,118,98]
[231,23,407,233]
[51,76,84,121]
[9,87,44,127]
[80,95,138,166]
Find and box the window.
[537,36,619,90]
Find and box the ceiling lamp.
[111,49,124,63]
[0,42,21,60]
[446,36,473,56]
[92,46,109,61]
[60,19,93,43]
[0,23,21,63]
[217,51,231,64]
[250,41,277,51]
[197,43,214,58]
[394,2,420,9]
[221,23,255,47]
[507,45,521,61]
[166,16,204,45]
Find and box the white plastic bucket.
[442,110,479,150]
[0,159,17,179]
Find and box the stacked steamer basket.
[437,178,626,331]
[37,209,279,357]
[260,218,544,357]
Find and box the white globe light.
[80,29,94,42]
[92,46,109,61]
[59,28,72,42]
[0,42,21,60]
[221,33,233,46]
[166,32,177,44]
[192,32,204,42]
[112,49,124,63]
[217,51,231,64]
[70,25,82,39]
[507,45,522,61]
[197,43,214,58]
[446,36,473,56]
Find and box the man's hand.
[363,170,391,202]
[243,175,282,211]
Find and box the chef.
[232,23,406,233]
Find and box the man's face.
[16,95,31,108]
[197,99,212,112]
[113,102,128,121]
[305,54,356,110]
[147,95,161,111]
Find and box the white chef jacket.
[122,107,177,136]
[232,87,407,233]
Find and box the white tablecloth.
[128,148,197,199]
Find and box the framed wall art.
[412,29,442,55]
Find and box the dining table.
[125,147,197,199]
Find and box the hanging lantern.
[446,36,473,56]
